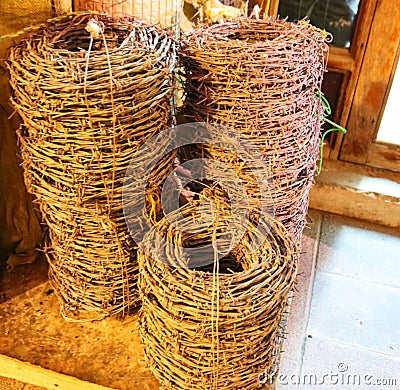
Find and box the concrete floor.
[1,210,399,389]
[277,210,400,390]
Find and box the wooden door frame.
[261,0,379,161]
[339,0,400,170]
[327,0,378,159]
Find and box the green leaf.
[306,0,319,19]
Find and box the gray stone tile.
[276,358,300,390]
[281,292,308,363]
[317,213,400,288]
[308,271,400,358]
[281,265,314,361]
[299,337,400,389]
[280,210,322,363]
[303,210,323,240]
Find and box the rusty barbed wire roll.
[7,13,177,320]
[138,199,298,389]
[180,17,330,243]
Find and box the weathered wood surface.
[340,0,400,166]
[0,355,113,390]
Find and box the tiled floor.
[277,211,400,390]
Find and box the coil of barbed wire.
[180,16,330,242]
[7,13,177,320]
[138,198,298,390]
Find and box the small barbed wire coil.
[7,13,177,320]
[138,199,298,390]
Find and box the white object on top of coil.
[85,18,103,39]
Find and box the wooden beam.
[366,142,400,171]
[328,47,354,70]
[328,0,379,160]
[310,181,400,228]
[309,160,400,228]
[0,355,114,390]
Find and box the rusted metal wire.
[180,16,330,243]
[138,198,298,390]
[7,13,177,320]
